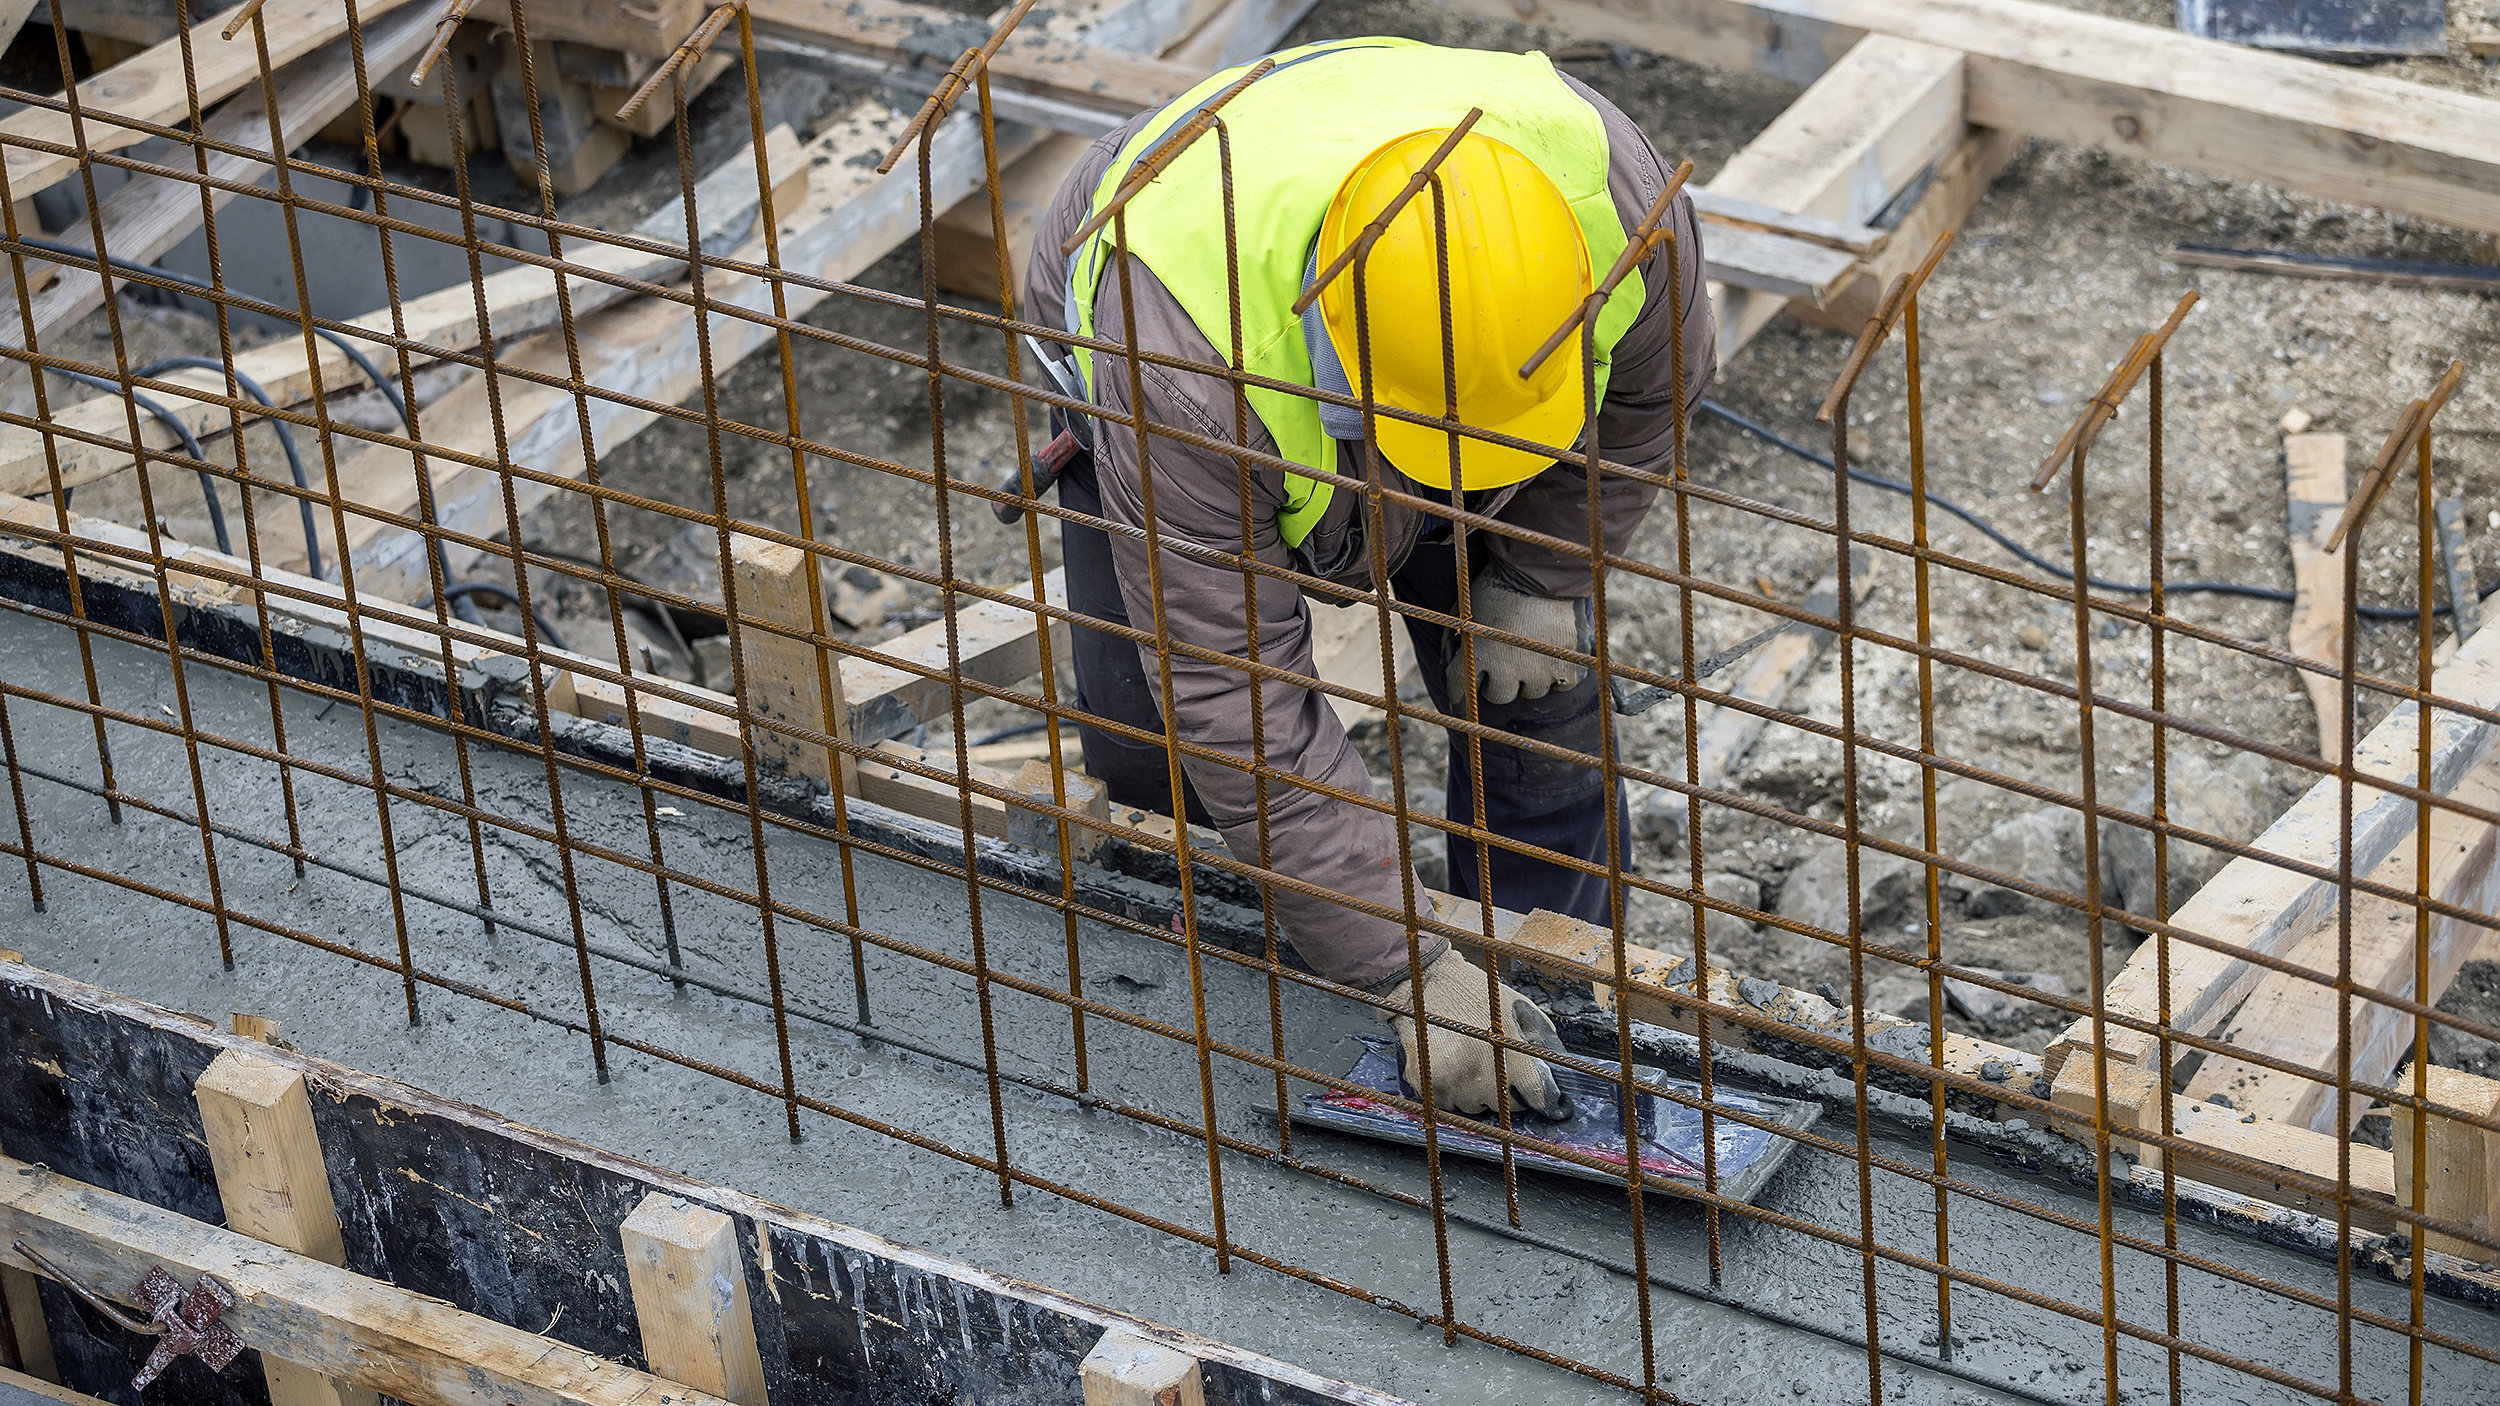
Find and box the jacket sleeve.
[1078,251,1446,993]
[1482,79,1717,599]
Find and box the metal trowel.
[1288,1034,1820,1204]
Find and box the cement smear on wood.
[1,613,2493,1405]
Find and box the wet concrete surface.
[1,610,2495,1405]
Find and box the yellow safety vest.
[1064,37,1643,547]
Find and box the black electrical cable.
[1697,399,2492,624]
[21,237,518,623]
[18,233,410,427]
[418,581,567,652]
[525,545,709,688]
[135,356,321,580]
[53,367,230,555]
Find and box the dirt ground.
[23,3,2500,1072]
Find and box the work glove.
[1453,583,1581,706]
[1380,948,1567,1117]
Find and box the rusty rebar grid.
[0,12,2493,1406]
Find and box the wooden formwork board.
[0,959,1403,1406]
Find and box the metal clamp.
[13,1241,245,1388]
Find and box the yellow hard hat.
[1314,128,1591,491]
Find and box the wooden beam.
[194,1050,382,1406]
[0,121,806,503]
[758,0,1868,301]
[746,0,1203,137]
[1080,1330,1203,1406]
[1791,125,2016,332]
[927,0,1312,300]
[1439,0,2500,237]
[0,1366,105,1406]
[467,0,707,59]
[2393,1067,2500,1258]
[0,0,427,207]
[2046,1056,2398,1229]
[618,1195,767,1406]
[2285,431,2349,758]
[0,1187,51,1384]
[8,4,439,349]
[1697,34,1975,359]
[841,568,1068,743]
[2047,616,2500,1076]
[728,534,850,792]
[1712,35,1966,225]
[0,1157,743,1406]
[2180,751,2500,1134]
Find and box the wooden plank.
[2393,1067,2500,1258]
[2048,618,2500,1077]
[468,0,708,58]
[728,534,849,791]
[1438,0,2500,236]
[2285,431,2348,758]
[841,568,1069,743]
[1696,35,1972,359]
[7,4,439,349]
[315,0,1245,595]
[1306,600,1417,730]
[2047,1055,2397,1228]
[932,130,1090,303]
[0,1215,51,1384]
[746,0,1201,137]
[0,1156,745,1406]
[1709,34,1966,225]
[1790,124,2016,332]
[1497,908,2036,1091]
[194,1049,382,1406]
[2182,752,2500,1134]
[0,1366,105,1406]
[0,0,427,206]
[0,121,805,502]
[1081,1329,1203,1406]
[618,1196,767,1406]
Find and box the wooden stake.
[232,1013,283,1044]
[194,1050,381,1406]
[0,949,58,1384]
[728,534,854,794]
[2393,1066,2500,1258]
[618,1196,767,1406]
[1079,1328,1202,1406]
[2284,431,2349,758]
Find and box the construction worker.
[1024,37,1716,1117]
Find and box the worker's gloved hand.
[1454,584,1581,706]
[1381,948,1567,1117]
